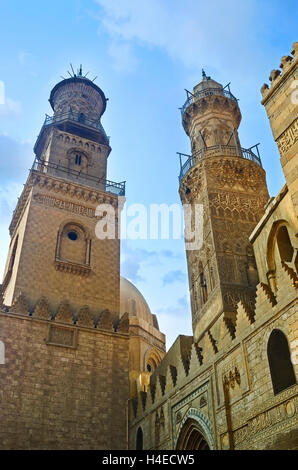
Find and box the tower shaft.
[2,75,124,317]
[179,75,269,341]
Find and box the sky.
[0,0,296,349]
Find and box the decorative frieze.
[34,194,96,218]
[47,324,77,348]
[276,118,298,158]
[233,392,298,447]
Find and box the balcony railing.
[43,111,110,145]
[31,158,125,196]
[178,144,262,182]
[181,87,238,116]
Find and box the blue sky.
[0,0,296,348]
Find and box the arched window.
[199,262,208,304]
[67,149,89,172]
[176,418,210,450]
[145,349,162,376]
[56,222,91,266]
[267,329,296,395]
[78,112,85,123]
[276,226,294,263]
[75,154,82,165]
[136,427,143,450]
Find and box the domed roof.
[120,276,159,329]
[193,72,223,94]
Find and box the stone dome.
[120,276,159,330]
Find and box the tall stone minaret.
[179,71,270,342]
[2,68,125,317]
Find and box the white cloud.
[108,41,138,72]
[162,269,186,286]
[94,0,266,79]
[0,98,22,117]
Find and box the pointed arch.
[175,408,214,450]
[136,427,143,450]
[267,329,296,395]
[56,220,92,267]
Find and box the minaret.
[2,67,125,317]
[179,72,270,342]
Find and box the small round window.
[68,231,78,241]
[147,364,152,373]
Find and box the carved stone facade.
[179,75,269,342]
[0,72,165,449]
[129,49,298,451]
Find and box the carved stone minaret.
[179,71,270,342]
[2,68,125,317]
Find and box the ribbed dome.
[120,276,159,329]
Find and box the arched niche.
[144,348,162,375]
[175,408,214,450]
[176,417,211,450]
[267,329,296,395]
[56,221,91,266]
[66,148,90,173]
[136,427,143,450]
[266,220,297,292]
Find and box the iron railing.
[31,158,125,196]
[181,87,238,116]
[178,144,262,182]
[42,111,110,145]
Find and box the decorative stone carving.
[292,42,298,56]
[33,194,96,218]
[235,300,255,336]
[269,69,281,83]
[223,366,241,391]
[33,297,51,320]
[76,306,94,328]
[98,309,113,331]
[54,259,91,277]
[276,119,298,158]
[47,324,77,348]
[280,55,293,71]
[117,312,129,333]
[179,164,204,203]
[55,300,74,324]
[10,292,29,315]
[261,83,269,97]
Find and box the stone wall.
[0,310,129,450]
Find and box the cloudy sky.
[0,0,296,348]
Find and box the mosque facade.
[0,43,297,450]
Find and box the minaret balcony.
[178,144,262,182]
[42,111,110,145]
[181,87,238,116]
[32,157,126,196]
